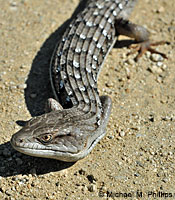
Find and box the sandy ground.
[0,0,175,199]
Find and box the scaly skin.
[11,0,166,161]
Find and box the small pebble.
[15,152,23,158]
[136,133,146,138]
[0,71,7,75]
[5,189,13,196]
[162,116,171,121]
[20,64,27,69]
[161,64,167,71]
[125,67,131,79]
[108,135,114,139]
[30,168,37,174]
[134,172,140,177]
[0,167,6,173]
[105,82,114,87]
[119,131,125,137]
[10,85,17,90]
[17,84,27,89]
[87,184,97,192]
[162,177,169,183]
[10,1,17,7]
[30,93,37,98]
[127,58,135,65]
[118,161,122,166]
[15,158,23,165]
[150,151,155,155]
[121,53,127,59]
[156,6,165,13]
[150,54,164,62]
[153,168,158,172]
[3,148,11,157]
[145,51,151,58]
[156,76,163,83]
[136,161,144,168]
[148,65,162,74]
[156,61,163,67]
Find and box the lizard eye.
[38,134,53,144]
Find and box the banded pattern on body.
[11,0,142,161]
[50,0,136,126]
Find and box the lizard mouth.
[10,131,103,162]
[10,137,85,162]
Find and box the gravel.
[0,0,174,199]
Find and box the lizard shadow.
[114,39,136,49]
[24,0,90,117]
[0,142,76,177]
[23,0,135,118]
[0,0,90,177]
[2,0,136,177]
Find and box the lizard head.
[11,96,112,162]
[10,109,100,162]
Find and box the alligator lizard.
[10,0,166,162]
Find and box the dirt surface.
[0,0,175,199]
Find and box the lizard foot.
[127,40,168,62]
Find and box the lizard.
[10,0,167,162]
